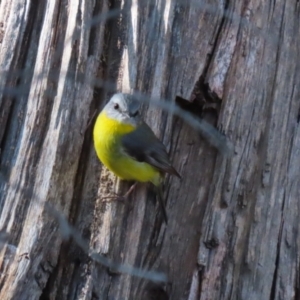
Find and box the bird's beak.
[124,112,131,118]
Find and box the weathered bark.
[0,0,299,300]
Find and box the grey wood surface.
[0,0,299,299]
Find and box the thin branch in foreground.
[45,203,168,283]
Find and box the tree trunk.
[0,0,299,299]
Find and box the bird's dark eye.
[114,103,119,110]
[132,111,139,117]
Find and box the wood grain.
[0,0,299,299]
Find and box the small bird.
[93,93,180,223]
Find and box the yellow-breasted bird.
[93,93,180,223]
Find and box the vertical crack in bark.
[295,268,300,300]
[187,265,204,300]
[88,0,103,57]
[190,0,230,105]
[197,265,204,300]
[269,195,285,300]
[267,5,287,298]
[39,242,65,300]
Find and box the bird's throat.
[96,111,135,136]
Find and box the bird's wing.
[121,122,181,178]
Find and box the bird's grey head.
[104,93,141,125]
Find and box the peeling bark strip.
[0,0,299,300]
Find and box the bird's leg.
[101,182,138,203]
[122,181,138,198]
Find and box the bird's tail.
[155,185,168,224]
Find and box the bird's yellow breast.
[93,111,160,184]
